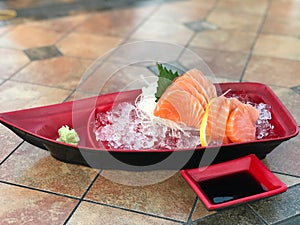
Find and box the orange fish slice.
[154,89,205,128]
[200,96,230,146]
[154,69,216,128]
[185,69,217,102]
[170,76,207,108]
[226,103,259,143]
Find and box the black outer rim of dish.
[1,121,285,171]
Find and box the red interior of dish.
[180,154,287,210]
[185,156,282,192]
[88,82,298,149]
[0,82,298,150]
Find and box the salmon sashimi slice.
[152,98,180,123]
[226,102,259,143]
[228,97,243,111]
[202,96,230,145]
[154,68,216,128]
[154,89,205,128]
[200,96,260,145]
[185,69,217,102]
[170,76,207,108]
[153,67,260,144]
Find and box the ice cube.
[94,102,200,150]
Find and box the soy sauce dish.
[180,154,287,210]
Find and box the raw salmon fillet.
[205,96,230,145]
[153,67,260,144]
[154,69,217,128]
[226,101,259,143]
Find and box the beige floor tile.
[262,14,300,37]
[76,60,122,94]
[74,6,155,37]
[249,184,300,225]
[0,183,78,225]
[0,24,63,50]
[216,0,268,14]
[253,34,300,60]
[243,56,300,87]
[149,3,209,23]
[181,47,248,80]
[65,91,96,102]
[12,56,92,90]
[272,173,300,187]
[57,32,123,59]
[163,0,217,11]
[0,80,71,112]
[0,142,99,197]
[268,0,300,19]
[85,172,196,221]
[0,1,299,224]
[191,199,215,221]
[207,9,262,32]
[67,201,182,225]
[29,14,89,33]
[130,20,194,46]
[190,29,256,53]
[79,63,156,94]
[0,48,30,79]
[269,85,300,125]
[0,124,22,162]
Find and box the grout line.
[55,0,163,46]
[272,171,300,179]
[0,141,24,166]
[185,196,200,224]
[79,168,185,224]
[175,0,221,63]
[63,169,185,224]
[247,204,270,225]
[7,78,75,91]
[55,3,163,100]
[54,12,95,44]
[248,184,300,224]
[82,198,186,224]
[239,0,272,82]
[273,214,300,225]
[5,60,31,80]
[62,89,77,102]
[62,170,102,225]
[121,2,162,43]
[55,0,223,99]
[0,180,81,201]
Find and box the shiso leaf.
[155,63,180,102]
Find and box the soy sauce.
[198,171,267,204]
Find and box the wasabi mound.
[56,125,80,145]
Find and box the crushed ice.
[255,103,275,139]
[94,81,200,150]
[94,84,276,150]
[229,93,275,140]
[94,102,200,150]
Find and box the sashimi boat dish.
[0,63,298,170]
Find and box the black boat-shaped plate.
[0,82,298,170]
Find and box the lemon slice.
[200,98,215,146]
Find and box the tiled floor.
[0,0,299,224]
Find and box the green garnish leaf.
[155,63,179,102]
